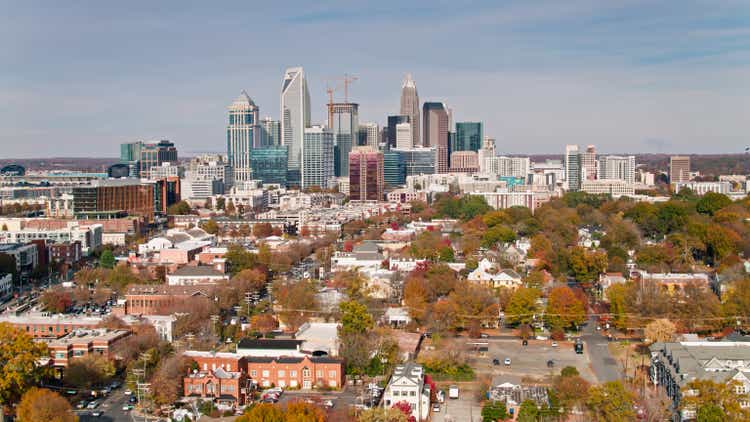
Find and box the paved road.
[581,316,622,383]
[75,388,136,422]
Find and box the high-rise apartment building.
[399,74,420,147]
[395,122,413,150]
[226,91,260,183]
[281,67,311,186]
[302,126,334,190]
[669,156,691,184]
[331,103,359,177]
[598,155,636,184]
[581,145,598,181]
[358,122,379,148]
[477,137,496,174]
[449,151,479,173]
[349,147,384,201]
[565,145,581,191]
[139,140,177,180]
[251,146,288,186]
[184,154,231,199]
[383,150,406,187]
[260,117,281,147]
[423,102,450,173]
[454,122,483,152]
[483,156,530,178]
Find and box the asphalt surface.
[581,316,622,383]
[75,388,135,422]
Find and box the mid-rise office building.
[149,162,182,180]
[581,145,597,181]
[349,147,384,201]
[383,151,406,187]
[484,156,531,178]
[227,91,260,183]
[423,102,449,173]
[358,122,379,148]
[598,155,636,184]
[454,122,483,152]
[670,156,691,184]
[302,126,334,190]
[120,142,143,177]
[394,147,436,177]
[281,67,311,186]
[70,179,178,222]
[386,115,410,149]
[399,74,420,147]
[331,103,359,177]
[139,140,177,180]
[564,145,582,191]
[449,151,479,173]
[260,117,281,147]
[251,146,288,186]
[395,122,413,150]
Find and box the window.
[316,370,323,377]
[736,385,747,394]
[410,391,416,397]
[55,352,66,359]
[290,370,297,377]
[278,370,285,377]
[73,350,85,357]
[328,370,336,378]
[393,390,400,397]
[250,370,257,377]
[302,368,310,377]
[262,370,269,378]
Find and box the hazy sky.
[1,0,749,158]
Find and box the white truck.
[448,385,459,399]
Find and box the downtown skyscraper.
[331,102,359,177]
[281,67,311,186]
[423,102,449,173]
[399,74,420,147]
[226,91,260,183]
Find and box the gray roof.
[170,266,225,277]
[650,341,750,386]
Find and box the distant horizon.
[2,1,748,157]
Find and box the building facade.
[449,151,479,173]
[281,67,311,186]
[394,147,436,177]
[331,103,359,177]
[384,151,407,187]
[358,122,379,148]
[598,155,636,184]
[387,115,411,149]
[260,117,281,147]
[564,144,581,191]
[139,140,177,180]
[349,147,384,201]
[302,126,335,190]
[670,156,691,184]
[454,122,483,152]
[251,146,288,186]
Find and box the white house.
[166,266,229,286]
[467,258,522,289]
[383,362,431,421]
[384,307,411,327]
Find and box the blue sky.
[1,0,748,157]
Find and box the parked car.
[91,410,103,417]
[432,403,441,412]
[547,360,555,368]
[492,358,500,366]
[128,396,138,404]
[504,358,511,366]
[76,400,89,409]
[522,339,528,346]
[124,389,133,396]
[87,400,100,409]
[479,333,489,338]
[551,341,558,347]
[122,404,134,411]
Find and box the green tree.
[681,379,750,422]
[0,323,51,409]
[585,381,636,422]
[516,399,539,422]
[339,300,374,336]
[201,219,219,235]
[64,355,115,388]
[696,192,732,216]
[99,249,115,269]
[696,403,726,422]
[482,225,516,248]
[226,244,259,275]
[481,400,507,421]
[505,287,540,326]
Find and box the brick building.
[120,284,213,315]
[0,314,102,339]
[46,328,131,370]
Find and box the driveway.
[581,316,622,383]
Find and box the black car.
[547,360,554,368]
[492,358,500,366]
[128,396,137,404]
[522,339,528,346]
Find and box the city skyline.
[2,1,749,157]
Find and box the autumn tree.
[16,387,76,422]
[150,354,190,406]
[553,368,590,411]
[585,381,636,422]
[41,287,73,313]
[505,287,540,326]
[644,318,677,343]
[358,407,408,422]
[481,400,507,421]
[64,355,115,388]
[0,323,50,408]
[339,300,374,336]
[273,279,318,331]
[252,222,274,238]
[250,314,278,334]
[226,244,260,275]
[545,286,586,330]
[201,219,219,235]
[681,379,750,421]
[236,403,284,421]
[569,246,607,284]
[696,192,732,216]
[284,400,327,422]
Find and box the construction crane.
[326,74,359,127]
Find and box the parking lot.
[470,338,596,382]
